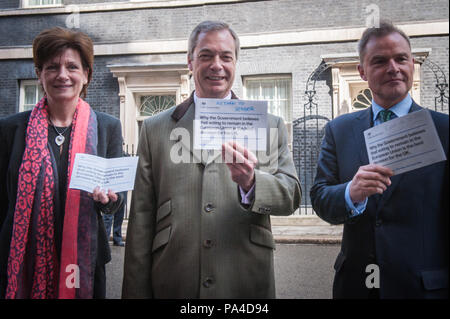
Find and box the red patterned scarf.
[6,97,98,299]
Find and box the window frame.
[242,74,293,122]
[21,0,63,9]
[136,93,177,121]
[19,80,44,112]
[242,74,293,149]
[134,90,179,123]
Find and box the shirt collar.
[372,94,412,122]
[193,91,232,105]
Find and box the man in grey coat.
[122,20,301,299]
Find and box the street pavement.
[119,219,344,244]
[105,243,340,299]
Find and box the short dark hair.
[358,20,411,64]
[188,20,240,60]
[33,27,94,98]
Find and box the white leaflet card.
[194,98,268,151]
[69,153,139,193]
[364,109,446,175]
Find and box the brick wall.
[0,0,18,9]
[1,0,448,45]
[414,36,449,113]
[0,60,35,117]
[84,56,120,117]
[0,0,448,119]
[1,0,448,211]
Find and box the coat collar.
[352,107,373,166]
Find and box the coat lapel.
[171,94,204,165]
[351,107,382,212]
[352,107,373,167]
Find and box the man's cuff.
[345,181,367,217]
[239,184,255,205]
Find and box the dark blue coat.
[310,102,449,298]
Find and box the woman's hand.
[91,186,118,204]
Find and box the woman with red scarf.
[0,27,124,299]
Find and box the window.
[136,94,177,133]
[243,75,293,149]
[352,88,372,109]
[108,63,190,153]
[19,80,44,112]
[243,76,292,122]
[23,0,62,8]
[138,95,176,118]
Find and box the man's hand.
[91,186,118,204]
[349,164,394,203]
[222,141,258,192]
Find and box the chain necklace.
[50,120,71,146]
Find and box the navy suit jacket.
[310,102,449,298]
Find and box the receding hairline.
[194,30,236,52]
[188,21,240,60]
[359,31,412,65]
[358,22,411,64]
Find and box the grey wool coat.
[122,93,301,299]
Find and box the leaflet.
[69,153,139,193]
[194,98,268,150]
[364,109,446,175]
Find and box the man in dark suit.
[310,21,448,298]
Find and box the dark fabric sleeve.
[0,119,9,229]
[106,118,124,159]
[95,194,124,215]
[310,122,353,225]
[101,118,125,214]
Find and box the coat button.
[203,277,214,288]
[375,219,383,227]
[204,203,214,213]
[203,239,213,248]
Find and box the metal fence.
[293,62,333,215]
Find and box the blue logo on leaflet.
[235,106,255,112]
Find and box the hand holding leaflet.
[194,98,268,151]
[364,109,446,175]
[69,153,139,193]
